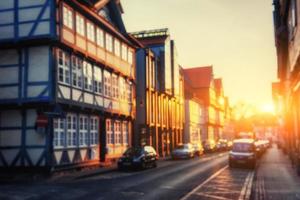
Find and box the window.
[111,75,119,99]
[128,50,133,64]
[94,66,102,94]
[119,77,126,100]
[122,122,129,145]
[83,61,93,91]
[90,117,98,145]
[104,70,111,97]
[106,33,113,52]
[114,39,120,57]
[126,81,132,102]
[58,50,70,85]
[106,119,113,144]
[86,22,95,42]
[114,121,121,144]
[96,28,104,47]
[76,14,85,36]
[53,118,65,148]
[72,56,83,88]
[67,114,77,147]
[79,115,88,146]
[63,6,73,29]
[121,44,127,61]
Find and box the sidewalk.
[252,145,300,200]
[50,156,173,182]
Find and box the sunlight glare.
[260,103,275,114]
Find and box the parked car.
[229,139,257,169]
[172,143,195,159]
[118,146,157,170]
[203,140,216,153]
[192,143,204,156]
[227,140,233,150]
[216,139,228,151]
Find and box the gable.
[96,0,126,33]
[77,0,126,33]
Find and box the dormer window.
[98,6,112,23]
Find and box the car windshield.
[232,143,254,152]
[123,147,143,156]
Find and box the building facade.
[0,0,136,172]
[183,99,204,145]
[183,66,225,143]
[133,29,184,157]
[273,0,300,174]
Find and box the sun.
[260,103,275,114]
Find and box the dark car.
[118,146,157,170]
[229,139,256,169]
[202,140,216,153]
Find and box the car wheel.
[141,162,146,170]
[153,161,157,168]
[250,162,256,169]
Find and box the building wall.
[0,46,52,103]
[0,0,136,171]
[184,99,202,144]
[0,0,55,41]
[0,109,49,168]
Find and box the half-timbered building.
[0,0,136,172]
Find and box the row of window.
[57,49,132,102]
[106,119,129,145]
[53,114,98,148]
[63,5,133,64]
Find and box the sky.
[122,0,277,108]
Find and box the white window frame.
[111,74,119,99]
[53,118,65,148]
[90,116,98,146]
[96,28,105,48]
[104,70,111,97]
[83,61,93,91]
[79,115,88,146]
[114,121,121,145]
[114,39,120,57]
[67,114,77,147]
[128,50,133,64]
[58,49,70,85]
[76,13,85,36]
[106,33,113,52]
[106,119,113,144]
[86,21,95,42]
[94,66,102,94]
[72,56,83,88]
[122,122,129,145]
[119,77,126,101]
[126,81,132,102]
[63,6,73,29]
[121,44,127,61]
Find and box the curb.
[75,166,118,180]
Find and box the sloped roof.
[183,66,213,88]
